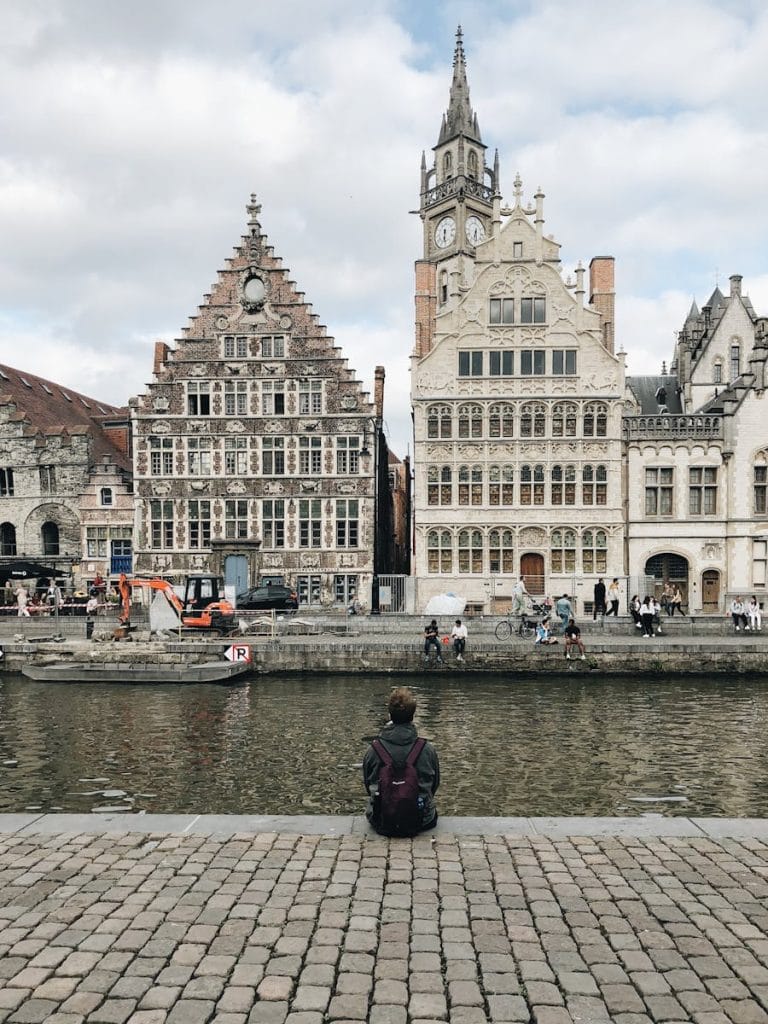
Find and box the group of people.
[535,615,586,660]
[12,579,63,617]
[730,596,762,631]
[591,577,621,619]
[629,595,666,637]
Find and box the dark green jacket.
[363,722,440,830]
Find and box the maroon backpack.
[371,737,427,837]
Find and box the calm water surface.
[1,672,767,817]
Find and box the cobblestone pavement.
[2,829,768,1024]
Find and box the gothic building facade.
[411,30,768,615]
[131,197,395,609]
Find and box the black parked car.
[236,584,299,611]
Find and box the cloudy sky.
[2,0,767,454]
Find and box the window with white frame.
[223,335,249,359]
[187,437,212,476]
[224,381,248,416]
[224,437,248,475]
[755,462,768,515]
[489,465,514,505]
[551,528,576,572]
[225,499,248,540]
[645,467,674,516]
[297,575,322,606]
[261,335,285,358]
[335,499,358,548]
[334,574,359,605]
[427,466,452,506]
[300,499,322,548]
[337,436,360,474]
[458,528,483,573]
[187,381,211,416]
[427,529,452,573]
[188,500,211,549]
[150,500,174,549]
[299,436,322,475]
[262,500,284,547]
[689,467,717,516]
[427,404,452,438]
[299,380,323,415]
[150,437,174,476]
[489,528,514,573]
[582,529,607,573]
[753,539,768,587]
[261,381,285,415]
[86,526,107,557]
[261,437,285,475]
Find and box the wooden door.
[520,553,545,596]
[702,570,720,612]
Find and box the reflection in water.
[1,673,767,817]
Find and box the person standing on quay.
[593,578,606,620]
[640,596,655,637]
[606,578,620,616]
[16,583,31,617]
[555,593,573,632]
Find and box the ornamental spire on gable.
[437,25,482,146]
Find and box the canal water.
[1,673,767,818]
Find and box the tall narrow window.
[337,436,360,474]
[187,382,210,416]
[188,500,211,549]
[224,381,248,416]
[0,468,14,496]
[262,500,284,548]
[753,540,768,587]
[299,437,322,475]
[150,500,174,549]
[225,499,249,540]
[520,465,544,505]
[39,465,56,495]
[582,465,607,506]
[551,465,576,506]
[0,522,17,556]
[261,381,285,415]
[150,437,174,476]
[713,360,722,384]
[427,404,452,439]
[489,465,514,506]
[262,437,285,475]
[552,403,577,438]
[440,271,448,304]
[427,466,452,506]
[520,403,546,438]
[458,404,483,439]
[427,529,452,573]
[489,403,514,437]
[489,529,514,573]
[689,467,717,516]
[335,500,359,548]
[645,467,674,516]
[299,380,323,415]
[458,465,482,506]
[583,403,608,437]
[582,529,607,573]
[86,526,107,557]
[551,528,576,573]
[730,343,741,380]
[100,487,113,506]
[458,529,483,573]
[225,437,248,475]
[300,499,322,548]
[187,438,212,476]
[755,463,768,514]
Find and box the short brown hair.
[388,687,416,724]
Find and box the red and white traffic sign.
[224,643,252,663]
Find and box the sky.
[1,0,767,456]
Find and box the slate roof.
[625,375,684,414]
[0,363,130,471]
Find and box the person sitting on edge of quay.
[652,596,664,634]
[630,594,642,628]
[450,618,468,662]
[640,596,656,637]
[730,596,748,631]
[748,596,762,631]
[423,619,443,664]
[535,617,559,646]
[555,593,573,632]
[564,618,586,660]
[607,577,620,616]
[363,686,439,837]
[593,577,606,620]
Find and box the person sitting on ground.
[363,686,439,837]
[450,618,468,662]
[747,596,762,632]
[564,618,586,660]
[730,597,748,631]
[535,617,559,645]
[629,594,642,628]
[423,619,443,663]
[347,593,362,615]
[555,593,573,632]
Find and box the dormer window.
[100,487,113,506]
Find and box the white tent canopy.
[423,592,467,616]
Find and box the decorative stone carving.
[151,421,171,433]
[215,315,229,330]
[280,315,292,330]
[152,397,170,412]
[336,481,357,495]
[519,527,546,545]
[190,481,206,492]
[301,480,320,492]
[152,483,172,496]
[263,481,285,495]
[340,395,358,410]
[224,420,246,433]
[415,373,456,395]
[301,553,321,568]
[227,481,247,494]
[262,420,283,434]
[702,542,723,559]
[189,363,207,377]
[263,554,283,568]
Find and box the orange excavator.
[118,573,237,634]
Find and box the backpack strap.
[371,739,393,765]
[372,737,426,767]
[406,738,427,766]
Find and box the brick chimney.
[374,366,385,420]
[589,257,615,354]
[153,341,170,375]
[414,261,437,358]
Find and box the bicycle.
[495,600,550,641]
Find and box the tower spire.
[438,25,482,146]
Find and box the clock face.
[434,216,456,249]
[243,276,266,305]
[465,215,486,245]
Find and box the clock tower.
[419,26,500,263]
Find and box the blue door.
[225,555,248,596]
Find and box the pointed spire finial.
[247,193,262,228]
[513,173,523,202]
[438,26,482,146]
[454,24,465,67]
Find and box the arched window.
[457,404,483,439]
[582,529,608,573]
[467,150,478,180]
[489,403,514,438]
[582,464,608,505]
[552,402,577,438]
[427,466,452,506]
[443,151,453,179]
[520,402,546,438]
[551,528,576,573]
[489,528,514,573]
[458,465,483,506]
[551,465,576,505]
[520,464,545,505]
[583,402,608,437]
[458,528,483,573]
[489,465,514,505]
[42,521,59,556]
[0,522,16,556]
[427,404,452,439]
[427,529,452,573]
[730,343,741,380]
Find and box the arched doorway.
[702,570,720,612]
[520,552,544,596]
[644,553,689,603]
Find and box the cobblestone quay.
[2,817,768,1023]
